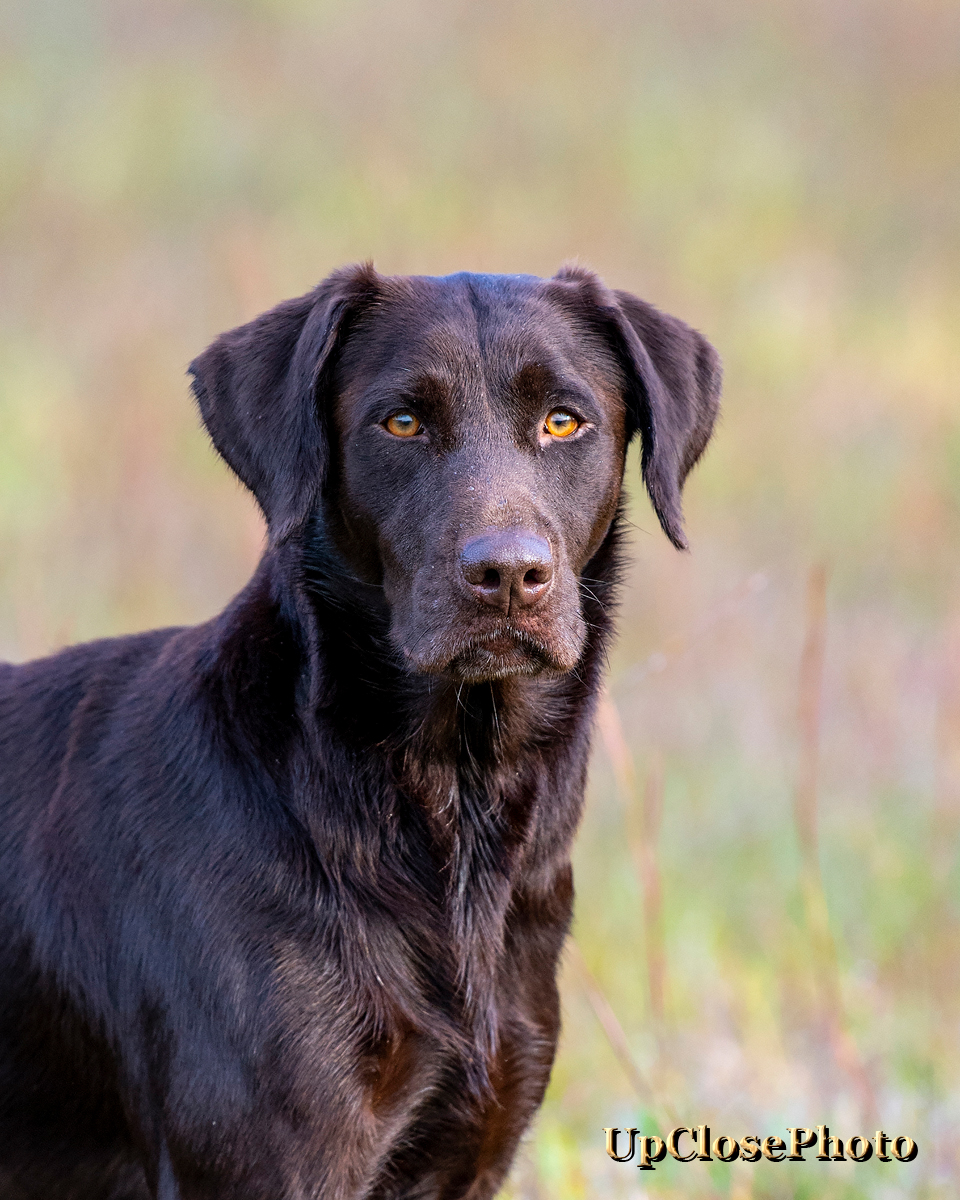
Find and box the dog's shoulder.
[1,625,186,719]
[0,628,190,812]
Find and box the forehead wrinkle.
[376,295,485,397]
[343,323,485,422]
[421,323,484,387]
[474,323,601,421]
[352,370,451,417]
[399,303,504,427]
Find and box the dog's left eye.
[384,412,423,438]
[543,410,580,439]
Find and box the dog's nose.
[460,530,554,613]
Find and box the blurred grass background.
[2,0,959,1195]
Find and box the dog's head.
[190,265,720,682]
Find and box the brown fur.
[0,265,719,1198]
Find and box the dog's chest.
[278,769,536,1076]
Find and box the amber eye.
[543,409,580,438]
[384,411,422,438]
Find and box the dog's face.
[328,275,627,680]
[189,265,720,683]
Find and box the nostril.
[460,529,554,610]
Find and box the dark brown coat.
[0,265,719,1199]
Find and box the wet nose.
[459,530,554,613]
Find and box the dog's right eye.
[384,412,423,438]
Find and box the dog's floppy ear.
[189,263,379,542]
[548,266,721,550]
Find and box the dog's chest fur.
[238,537,610,1121]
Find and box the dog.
[0,264,719,1199]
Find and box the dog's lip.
[404,621,578,680]
[447,632,552,682]
[465,628,533,648]
[452,625,551,659]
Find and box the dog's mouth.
[402,623,582,682]
[447,630,557,682]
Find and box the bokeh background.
[2,1,959,1195]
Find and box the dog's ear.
[548,266,721,550]
[189,263,379,542]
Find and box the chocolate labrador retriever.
[0,264,719,1199]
